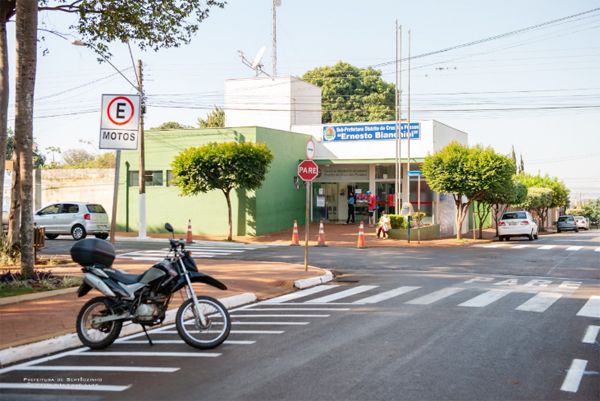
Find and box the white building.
[224,76,470,237]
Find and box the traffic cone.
[291,220,300,246]
[317,220,327,247]
[186,219,193,244]
[357,221,366,249]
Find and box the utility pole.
[272,0,280,77]
[407,29,412,210]
[137,59,147,239]
[395,21,402,214]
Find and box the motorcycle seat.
[104,268,143,285]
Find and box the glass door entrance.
[376,182,397,216]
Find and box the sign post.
[298,158,319,271]
[100,94,141,244]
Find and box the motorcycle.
[71,223,231,350]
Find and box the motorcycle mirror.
[164,223,174,233]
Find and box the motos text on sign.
[99,94,141,150]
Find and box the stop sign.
[298,160,319,182]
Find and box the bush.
[388,214,407,229]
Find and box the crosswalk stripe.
[405,287,464,305]
[81,351,221,357]
[120,340,256,345]
[230,314,330,318]
[14,366,179,373]
[561,359,587,392]
[511,244,531,249]
[0,383,131,392]
[595,247,600,252]
[576,296,600,318]
[483,244,505,248]
[155,330,285,334]
[306,285,379,304]
[262,285,340,304]
[515,292,562,313]
[582,325,600,344]
[241,308,350,311]
[353,286,421,304]
[459,290,511,308]
[538,245,555,250]
[566,246,582,251]
[232,322,310,325]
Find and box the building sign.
[316,165,369,183]
[99,94,141,150]
[322,121,420,142]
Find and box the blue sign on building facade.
[322,122,420,142]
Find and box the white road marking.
[511,244,531,249]
[595,247,600,252]
[262,285,340,304]
[0,383,131,392]
[231,321,309,325]
[566,246,582,251]
[229,314,330,318]
[80,351,221,357]
[561,359,587,392]
[459,290,512,308]
[405,287,464,305]
[538,245,556,250]
[241,308,350,311]
[577,296,600,318]
[582,325,600,344]
[353,286,421,304]
[121,340,256,345]
[156,330,285,334]
[515,292,563,313]
[482,244,506,248]
[306,285,379,304]
[14,365,179,373]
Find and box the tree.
[520,187,553,227]
[519,154,525,174]
[62,149,95,166]
[422,142,514,240]
[0,2,14,227]
[172,142,273,241]
[198,106,225,128]
[302,61,395,123]
[487,181,528,237]
[155,121,191,130]
[515,174,569,230]
[4,0,226,277]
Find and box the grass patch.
[0,270,82,298]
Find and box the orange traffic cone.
[291,220,300,246]
[357,221,366,249]
[186,219,193,244]
[317,220,327,247]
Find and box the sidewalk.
[0,259,326,350]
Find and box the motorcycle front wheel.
[176,296,231,349]
[76,296,123,349]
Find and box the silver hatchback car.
[34,202,109,240]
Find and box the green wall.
[117,127,308,236]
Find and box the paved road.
[2,230,598,400]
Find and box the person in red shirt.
[387,193,395,215]
[367,191,376,226]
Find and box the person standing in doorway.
[346,192,356,224]
[367,191,377,226]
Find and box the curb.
[0,287,78,306]
[0,292,256,367]
[294,269,334,289]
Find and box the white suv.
[34,202,109,240]
[574,216,590,230]
[498,211,538,241]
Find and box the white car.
[498,211,538,241]
[574,216,590,230]
[34,202,110,240]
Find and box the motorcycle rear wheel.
[176,296,231,349]
[76,296,123,349]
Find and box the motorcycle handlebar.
[169,239,186,250]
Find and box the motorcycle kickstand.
[141,324,153,346]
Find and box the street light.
[72,39,147,241]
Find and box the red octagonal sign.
[298,160,319,182]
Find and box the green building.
[117,127,310,236]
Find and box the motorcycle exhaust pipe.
[83,273,116,298]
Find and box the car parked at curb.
[556,215,579,233]
[573,215,589,230]
[33,202,109,240]
[498,210,538,241]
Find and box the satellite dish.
[251,46,267,69]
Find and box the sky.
[5,0,600,201]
